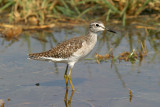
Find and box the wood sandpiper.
[28,21,116,91]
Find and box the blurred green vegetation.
[0,0,160,26]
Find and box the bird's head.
[89,21,116,33]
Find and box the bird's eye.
[96,24,99,27]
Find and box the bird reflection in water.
[64,88,75,107]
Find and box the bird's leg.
[68,67,75,91]
[64,64,69,90]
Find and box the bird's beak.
[106,28,116,33]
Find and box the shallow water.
[0,24,160,107]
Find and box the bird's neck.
[86,31,97,44]
[87,30,97,38]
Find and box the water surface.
[0,24,160,107]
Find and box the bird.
[28,21,116,91]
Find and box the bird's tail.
[28,51,50,60]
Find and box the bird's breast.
[70,35,97,61]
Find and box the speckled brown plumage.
[29,35,88,60]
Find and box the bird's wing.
[28,36,87,60]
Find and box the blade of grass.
[52,7,58,15]
[42,0,48,8]
[135,0,151,16]
[103,0,120,13]
[0,1,15,12]
[78,6,98,18]
[71,0,80,15]
[106,9,112,21]
[9,10,14,23]
[60,0,69,9]
[58,0,76,16]
[76,0,98,5]
[56,6,74,17]
[120,0,130,16]
[39,11,45,25]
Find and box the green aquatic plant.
[0,0,158,26]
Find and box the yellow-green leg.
[68,67,75,91]
[64,64,69,90]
